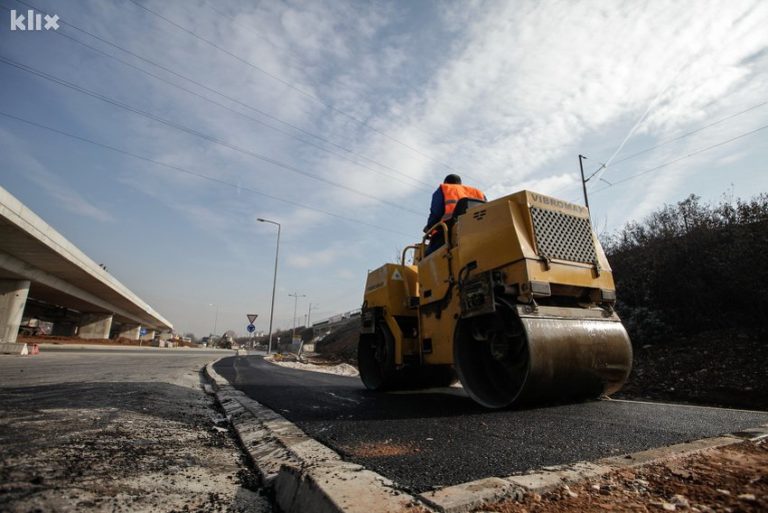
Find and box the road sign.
[140,327,147,336]
[246,324,256,333]
[247,314,258,324]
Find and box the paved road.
[0,347,270,513]
[215,355,768,493]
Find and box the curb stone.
[204,359,432,513]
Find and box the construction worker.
[424,174,486,255]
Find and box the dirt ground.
[479,440,767,513]
[314,319,360,364]
[616,331,768,411]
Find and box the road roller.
[358,190,632,408]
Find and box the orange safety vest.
[440,183,485,222]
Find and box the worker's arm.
[424,188,444,232]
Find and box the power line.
[552,100,768,200]
[0,55,424,217]
[124,0,467,178]
[198,0,489,186]
[608,100,768,166]
[588,123,768,196]
[3,1,433,191]
[53,28,432,192]
[588,40,767,183]
[588,38,724,184]
[0,110,414,237]
[202,0,309,70]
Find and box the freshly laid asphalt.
[214,355,768,493]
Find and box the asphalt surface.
[0,347,270,513]
[215,355,768,493]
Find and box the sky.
[1,0,767,338]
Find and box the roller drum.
[518,308,633,403]
[454,303,633,409]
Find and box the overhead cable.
[0,55,424,217]
[588,123,768,195]
[0,110,414,237]
[4,0,433,189]
[125,0,467,177]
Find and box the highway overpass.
[0,185,172,345]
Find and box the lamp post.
[257,218,281,355]
[208,303,220,337]
[307,302,317,328]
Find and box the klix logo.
[10,9,60,31]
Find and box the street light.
[257,217,281,355]
[208,303,220,336]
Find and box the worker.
[424,174,486,255]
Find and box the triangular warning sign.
[391,270,403,281]
[247,314,258,324]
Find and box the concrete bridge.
[0,185,172,347]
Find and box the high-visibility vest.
[440,184,485,222]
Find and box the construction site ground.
[215,355,768,494]
[615,330,768,411]
[0,346,270,513]
[480,439,767,513]
[266,325,768,512]
[3,332,765,513]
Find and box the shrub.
[604,193,768,344]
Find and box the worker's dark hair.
[444,174,462,184]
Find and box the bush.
[603,193,768,344]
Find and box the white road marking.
[325,392,361,404]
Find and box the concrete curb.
[204,359,431,513]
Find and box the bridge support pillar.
[78,313,113,339]
[0,280,30,344]
[115,324,141,340]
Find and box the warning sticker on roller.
[391,270,403,281]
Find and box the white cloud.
[286,244,343,269]
[336,0,768,207]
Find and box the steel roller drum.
[454,304,633,409]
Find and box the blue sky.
[1,0,767,337]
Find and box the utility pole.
[289,292,306,344]
[578,154,590,210]
[307,302,317,328]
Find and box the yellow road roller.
[359,190,632,408]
